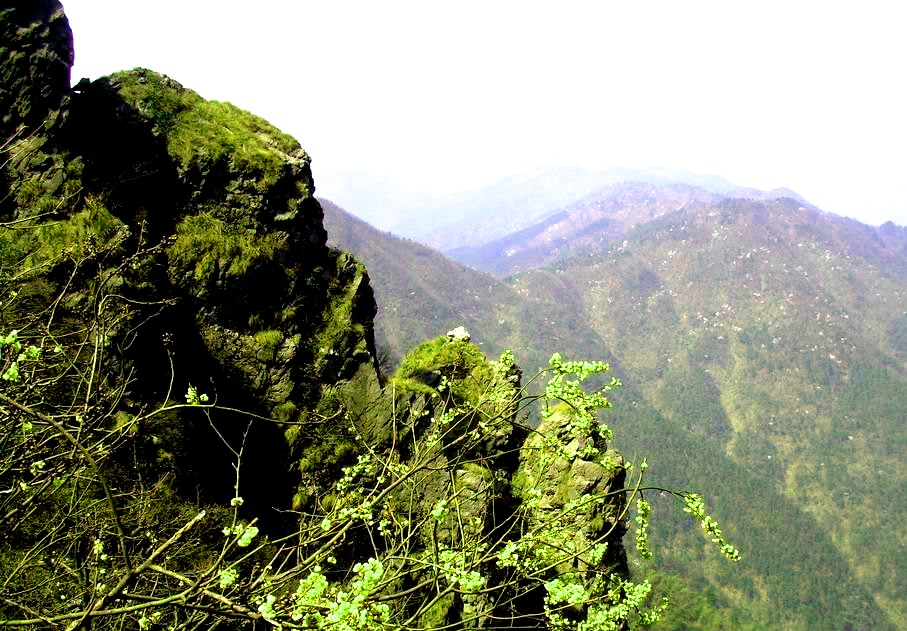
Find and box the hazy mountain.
[405,165,613,248]
[323,190,907,631]
[446,178,811,277]
[370,164,809,253]
[448,181,724,276]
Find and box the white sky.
[62,1,907,226]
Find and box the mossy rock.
[20,197,127,269]
[111,68,306,193]
[394,335,495,406]
[0,0,73,135]
[167,211,290,296]
[310,251,376,380]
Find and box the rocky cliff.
[0,3,640,629]
[1,0,72,135]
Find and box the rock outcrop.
[0,0,73,136]
[520,408,630,580]
[0,3,632,628]
[2,9,381,529]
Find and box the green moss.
[588,514,606,533]
[461,462,493,481]
[15,177,51,210]
[394,336,495,406]
[273,401,298,423]
[397,336,490,379]
[111,69,190,135]
[253,329,284,362]
[509,467,530,500]
[167,212,288,286]
[5,135,84,224]
[293,433,358,508]
[65,156,84,180]
[388,376,437,396]
[169,101,301,191]
[112,69,306,193]
[284,424,300,446]
[420,592,455,629]
[311,254,369,361]
[3,197,127,271]
[298,443,340,474]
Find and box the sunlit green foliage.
[393,334,494,403]
[1,292,739,630]
[168,211,288,285]
[113,69,305,192]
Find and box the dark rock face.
[1,0,378,521]
[0,0,73,136]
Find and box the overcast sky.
[63,1,906,227]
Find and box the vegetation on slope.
[513,198,907,630]
[329,185,907,630]
[321,198,609,377]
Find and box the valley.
[323,182,907,631]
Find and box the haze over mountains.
[322,172,907,631]
[321,165,810,251]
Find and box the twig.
[0,392,133,572]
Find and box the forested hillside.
[321,198,609,374]
[533,198,907,629]
[326,192,907,631]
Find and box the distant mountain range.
[322,180,907,631]
[445,179,816,277]
[448,181,726,276]
[320,165,809,253]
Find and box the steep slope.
[512,198,907,630]
[336,183,907,629]
[3,60,378,526]
[321,197,608,374]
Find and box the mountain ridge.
[320,197,611,374]
[516,196,907,629]
[323,165,812,254]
